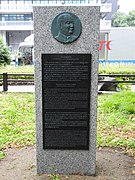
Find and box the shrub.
[0,36,11,66]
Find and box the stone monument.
[34,5,100,175]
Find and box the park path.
[0,146,135,180]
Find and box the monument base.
[37,150,96,175]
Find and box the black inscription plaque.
[42,54,91,150]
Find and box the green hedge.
[0,64,135,80]
[99,63,135,75]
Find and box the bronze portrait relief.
[51,12,82,44]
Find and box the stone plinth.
[34,5,100,175]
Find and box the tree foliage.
[112,12,128,27]
[0,36,11,66]
[112,10,135,27]
[127,10,135,27]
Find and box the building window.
[0,14,33,21]
[0,0,94,4]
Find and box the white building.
[108,27,135,61]
[0,0,112,53]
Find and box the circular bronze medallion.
[51,12,82,44]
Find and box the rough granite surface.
[34,6,100,175]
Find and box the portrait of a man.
[55,13,77,43]
[51,12,82,44]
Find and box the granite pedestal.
[34,5,100,175]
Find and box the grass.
[0,93,35,159]
[0,151,6,159]
[0,92,134,159]
[97,91,135,157]
[0,65,34,74]
[0,63,135,75]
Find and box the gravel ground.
[0,146,135,180]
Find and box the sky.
[119,0,135,13]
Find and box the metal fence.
[0,73,34,91]
[0,73,135,92]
